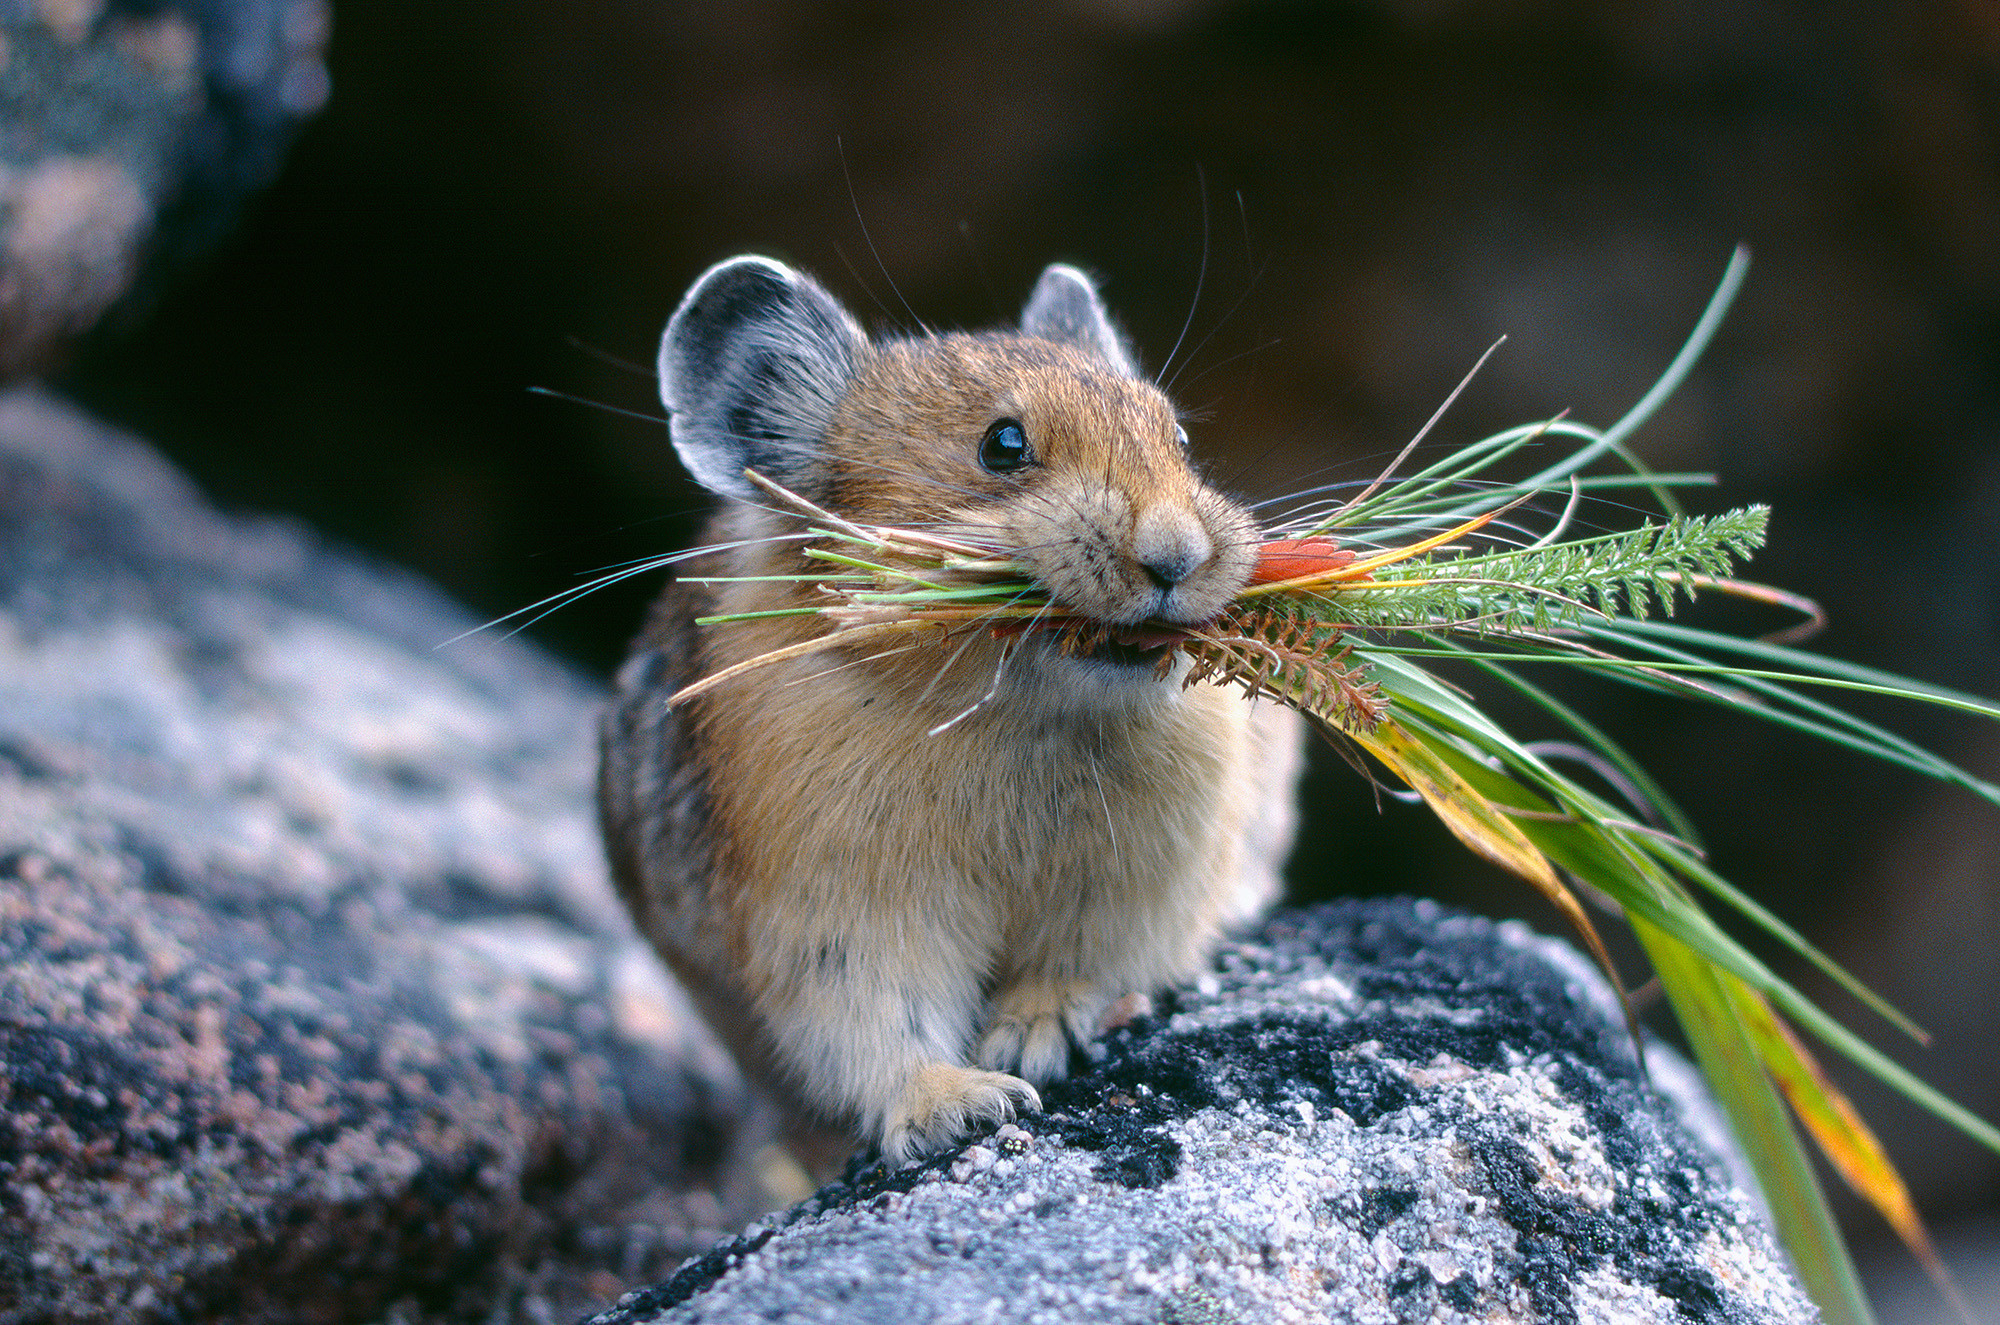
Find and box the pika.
[600,256,1302,1163]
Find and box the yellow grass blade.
[1730,978,1974,1323]
[1634,916,1874,1325]
[1347,717,1561,890]
[669,620,936,705]
[1343,717,1634,1041]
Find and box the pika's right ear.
[1020,264,1139,378]
[658,256,868,503]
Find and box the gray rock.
[0,387,746,1324]
[588,901,1816,1325]
[0,0,329,374]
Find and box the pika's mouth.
[1080,638,1172,669]
[1061,621,1198,672]
[991,615,1209,673]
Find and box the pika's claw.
[979,981,1113,1083]
[881,1062,1040,1164]
[977,1010,1072,1082]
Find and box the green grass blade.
[1520,245,1750,489]
[1578,622,2000,806]
[1367,653,1926,1039]
[1362,632,2000,806]
[1635,916,1874,1325]
[1604,616,2000,714]
[1450,647,1703,845]
[1343,247,1744,540]
[1630,833,1926,1042]
[1371,653,2000,1159]
[1306,469,1716,545]
[1363,661,1926,1325]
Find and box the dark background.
[54,0,2000,1292]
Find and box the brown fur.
[601,260,1302,1163]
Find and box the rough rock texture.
[0,387,746,1324]
[0,0,329,375]
[589,901,1816,1325]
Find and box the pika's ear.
[1020,263,1139,378]
[658,256,868,503]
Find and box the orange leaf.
[1249,538,1356,584]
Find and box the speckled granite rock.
[0,387,746,1324]
[0,0,329,374]
[588,900,1816,1325]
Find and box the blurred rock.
[0,387,745,1324]
[0,0,329,375]
[591,899,1814,1325]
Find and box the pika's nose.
[1140,550,1199,589]
[1132,506,1212,591]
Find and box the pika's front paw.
[881,1062,1040,1164]
[977,981,1108,1083]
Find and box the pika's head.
[659,257,1258,646]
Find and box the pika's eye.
[979,418,1032,473]
[1174,423,1190,448]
